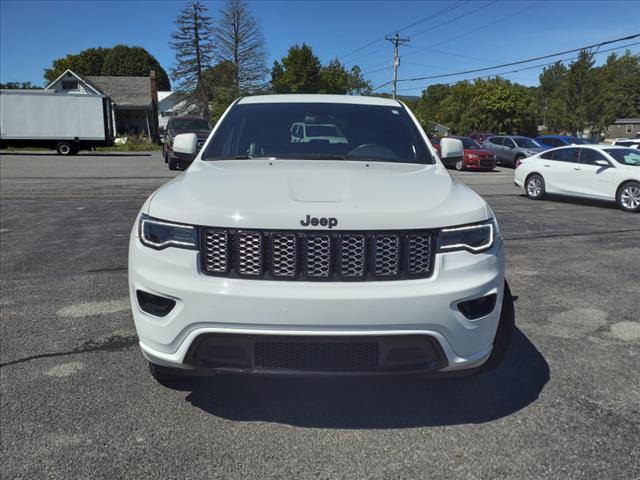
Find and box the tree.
[170,1,216,117]
[44,47,108,84]
[319,59,371,95]
[101,45,170,89]
[43,46,170,89]
[560,51,603,133]
[413,83,451,127]
[271,44,322,94]
[0,81,42,89]
[597,51,640,129]
[204,60,237,124]
[215,0,268,95]
[538,61,568,131]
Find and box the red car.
[432,136,497,171]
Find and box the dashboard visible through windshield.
[202,102,434,164]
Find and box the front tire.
[525,174,545,200]
[479,281,515,373]
[168,157,179,170]
[617,181,640,213]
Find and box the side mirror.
[594,159,610,167]
[440,137,464,159]
[173,133,197,155]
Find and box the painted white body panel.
[129,95,506,373]
[0,90,107,140]
[514,145,640,201]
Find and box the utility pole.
[385,33,410,99]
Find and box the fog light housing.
[136,290,176,317]
[458,293,497,320]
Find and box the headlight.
[467,153,479,160]
[438,219,497,253]
[139,214,198,250]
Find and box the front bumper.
[129,233,505,373]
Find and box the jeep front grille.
[201,229,435,281]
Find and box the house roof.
[614,118,640,124]
[44,69,103,95]
[85,76,151,107]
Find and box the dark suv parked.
[163,116,212,170]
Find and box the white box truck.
[0,90,114,155]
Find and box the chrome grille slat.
[236,232,263,277]
[201,229,434,281]
[271,233,297,278]
[374,235,400,277]
[305,234,331,278]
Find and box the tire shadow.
[177,328,549,428]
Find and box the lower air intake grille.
[254,341,379,371]
[201,228,435,281]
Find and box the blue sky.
[1,0,639,95]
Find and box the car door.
[542,147,580,194]
[573,148,617,199]
[484,137,505,162]
[501,137,518,164]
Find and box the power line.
[395,41,640,93]
[338,0,469,61]
[384,33,640,86]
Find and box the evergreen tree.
[215,0,268,95]
[271,44,323,94]
[170,1,216,116]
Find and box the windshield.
[456,137,482,149]
[514,137,542,148]
[305,125,342,137]
[203,102,433,164]
[171,118,212,131]
[604,148,640,166]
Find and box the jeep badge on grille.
[300,215,338,229]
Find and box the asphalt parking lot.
[1,151,639,479]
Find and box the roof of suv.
[238,94,401,107]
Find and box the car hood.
[147,159,491,230]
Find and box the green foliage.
[101,46,170,89]
[271,44,323,94]
[204,61,238,124]
[0,81,42,89]
[271,45,370,95]
[413,78,540,136]
[539,50,640,136]
[44,46,170,89]
[96,135,162,152]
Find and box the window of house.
[62,80,78,90]
[627,124,634,134]
[608,125,613,131]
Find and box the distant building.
[606,118,640,140]
[157,91,191,131]
[45,69,160,140]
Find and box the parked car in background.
[290,122,348,144]
[432,136,496,171]
[482,135,547,167]
[536,135,589,148]
[467,132,495,144]
[163,116,212,170]
[613,138,640,149]
[514,145,640,212]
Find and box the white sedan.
[514,145,640,212]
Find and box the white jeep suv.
[129,95,514,383]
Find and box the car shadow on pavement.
[179,328,549,428]
[532,194,619,210]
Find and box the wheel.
[525,174,545,200]
[513,155,524,168]
[455,159,465,171]
[148,362,185,385]
[56,142,73,155]
[617,181,640,213]
[168,157,179,170]
[479,281,515,373]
